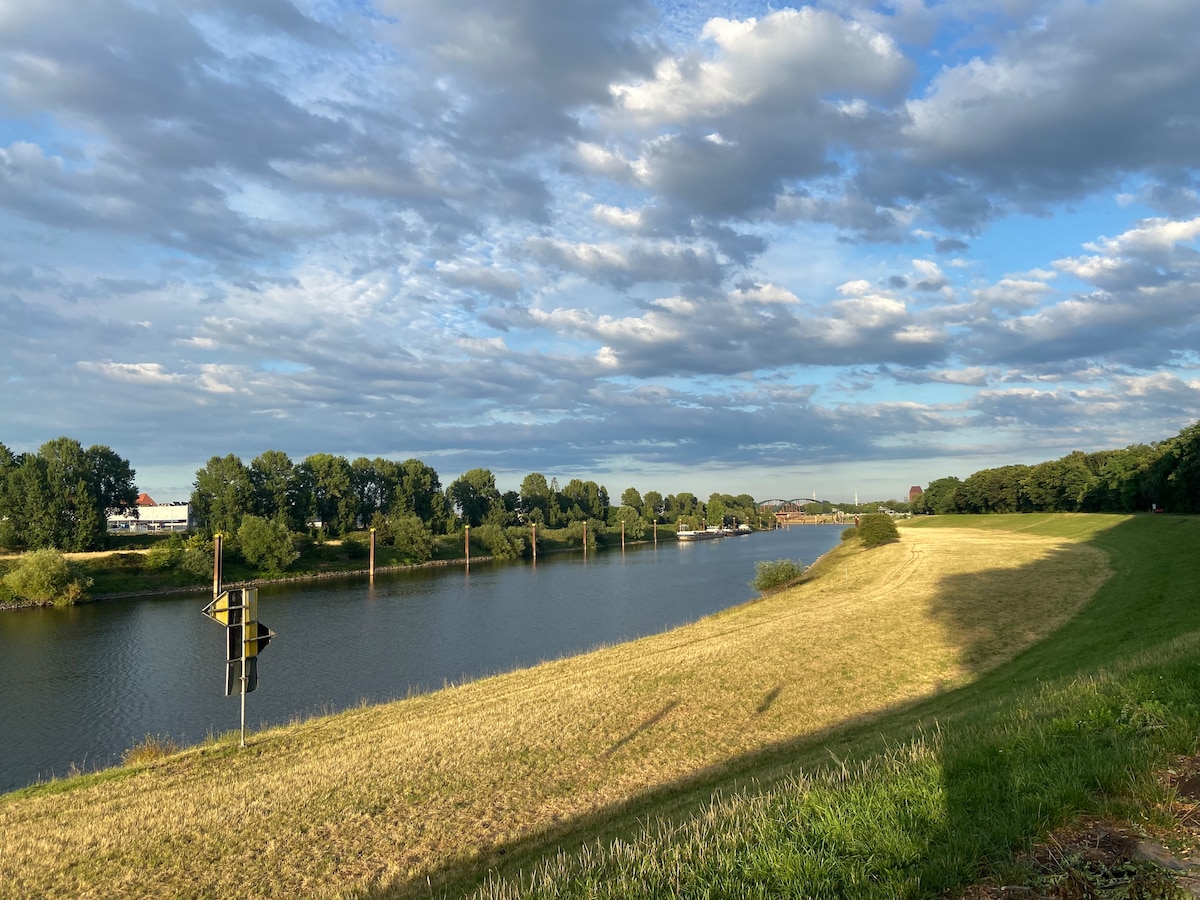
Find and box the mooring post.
[369,527,376,581]
[531,522,537,563]
[212,533,223,599]
[464,525,470,570]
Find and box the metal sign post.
[203,539,274,747]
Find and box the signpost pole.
[240,656,247,748]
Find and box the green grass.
[457,514,1200,899]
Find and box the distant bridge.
[754,498,850,525]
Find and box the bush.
[472,523,525,560]
[857,513,900,548]
[2,548,91,605]
[341,533,369,560]
[752,558,806,593]
[237,516,299,573]
[145,534,185,569]
[390,514,434,563]
[180,534,215,579]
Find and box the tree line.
[187,451,762,556]
[912,420,1200,516]
[5,417,1199,556]
[0,441,762,556]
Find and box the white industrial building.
[107,493,192,533]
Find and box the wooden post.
[212,533,223,599]
[369,527,376,581]
[582,521,587,560]
[464,525,470,570]
[653,521,657,545]
[531,522,537,563]
[621,519,625,550]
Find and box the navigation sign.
[203,586,276,749]
[203,587,274,695]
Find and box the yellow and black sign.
[203,589,274,695]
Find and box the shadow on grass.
[354,515,1200,899]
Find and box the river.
[0,526,846,793]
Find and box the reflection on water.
[0,526,845,792]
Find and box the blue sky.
[2,0,1199,504]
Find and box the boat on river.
[677,525,723,541]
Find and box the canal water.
[0,526,846,793]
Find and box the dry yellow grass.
[0,527,1110,899]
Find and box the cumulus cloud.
[2,0,1199,500]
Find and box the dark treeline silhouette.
[913,420,1200,516]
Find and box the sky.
[2,0,1199,505]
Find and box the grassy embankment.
[2,514,1198,898]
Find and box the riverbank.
[0,527,693,608]
[4,515,1197,898]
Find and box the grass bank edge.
[471,633,1200,899]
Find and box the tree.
[394,459,448,532]
[0,438,136,551]
[249,450,305,530]
[559,479,608,522]
[707,492,727,528]
[922,477,962,514]
[447,468,501,527]
[641,490,664,523]
[612,505,646,539]
[300,453,358,536]
[237,515,299,573]
[352,457,400,529]
[620,486,643,511]
[519,472,555,526]
[190,454,254,537]
[664,492,699,522]
[0,444,17,548]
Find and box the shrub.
[145,534,185,569]
[122,733,182,766]
[391,514,434,563]
[857,513,900,548]
[179,534,215,579]
[752,558,806,593]
[2,548,91,605]
[237,516,300,573]
[341,533,369,560]
[473,523,525,560]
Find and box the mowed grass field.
[2,514,1198,898]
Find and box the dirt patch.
[956,755,1200,899]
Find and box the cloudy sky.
[2,0,1199,504]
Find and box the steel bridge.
[754,498,849,525]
